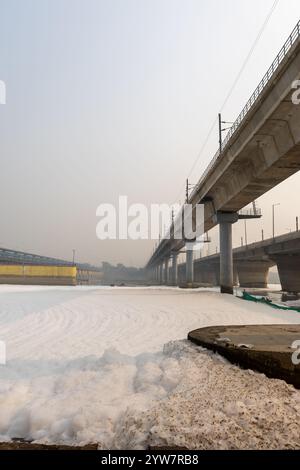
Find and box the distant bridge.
[0,247,103,286]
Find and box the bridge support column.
[186,248,194,286]
[217,212,239,295]
[178,263,184,284]
[155,266,159,284]
[272,254,300,293]
[164,259,169,285]
[236,260,273,288]
[171,252,178,286]
[159,263,163,285]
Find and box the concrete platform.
[188,324,300,388]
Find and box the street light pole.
[272,203,280,239]
[72,249,76,266]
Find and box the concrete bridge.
[176,231,300,293]
[147,20,300,294]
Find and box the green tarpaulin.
[240,291,300,313]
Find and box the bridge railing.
[0,247,102,272]
[0,247,73,267]
[238,207,262,217]
[190,19,300,201]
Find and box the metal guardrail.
[0,247,73,267]
[190,19,300,200]
[238,208,262,217]
[0,247,102,272]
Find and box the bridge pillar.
[178,263,185,284]
[272,254,300,293]
[164,258,169,285]
[217,212,239,294]
[186,248,194,286]
[159,263,163,284]
[171,252,178,286]
[155,266,159,284]
[236,260,272,288]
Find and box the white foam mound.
[113,341,300,450]
[0,286,300,449]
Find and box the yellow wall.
[0,265,77,278]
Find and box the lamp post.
[272,203,280,239]
[72,249,76,266]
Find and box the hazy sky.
[0,0,300,267]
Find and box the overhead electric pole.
[218,113,222,154]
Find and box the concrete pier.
[273,254,300,293]
[236,260,272,288]
[159,263,163,284]
[185,248,194,286]
[217,212,238,294]
[171,252,178,286]
[164,258,169,285]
